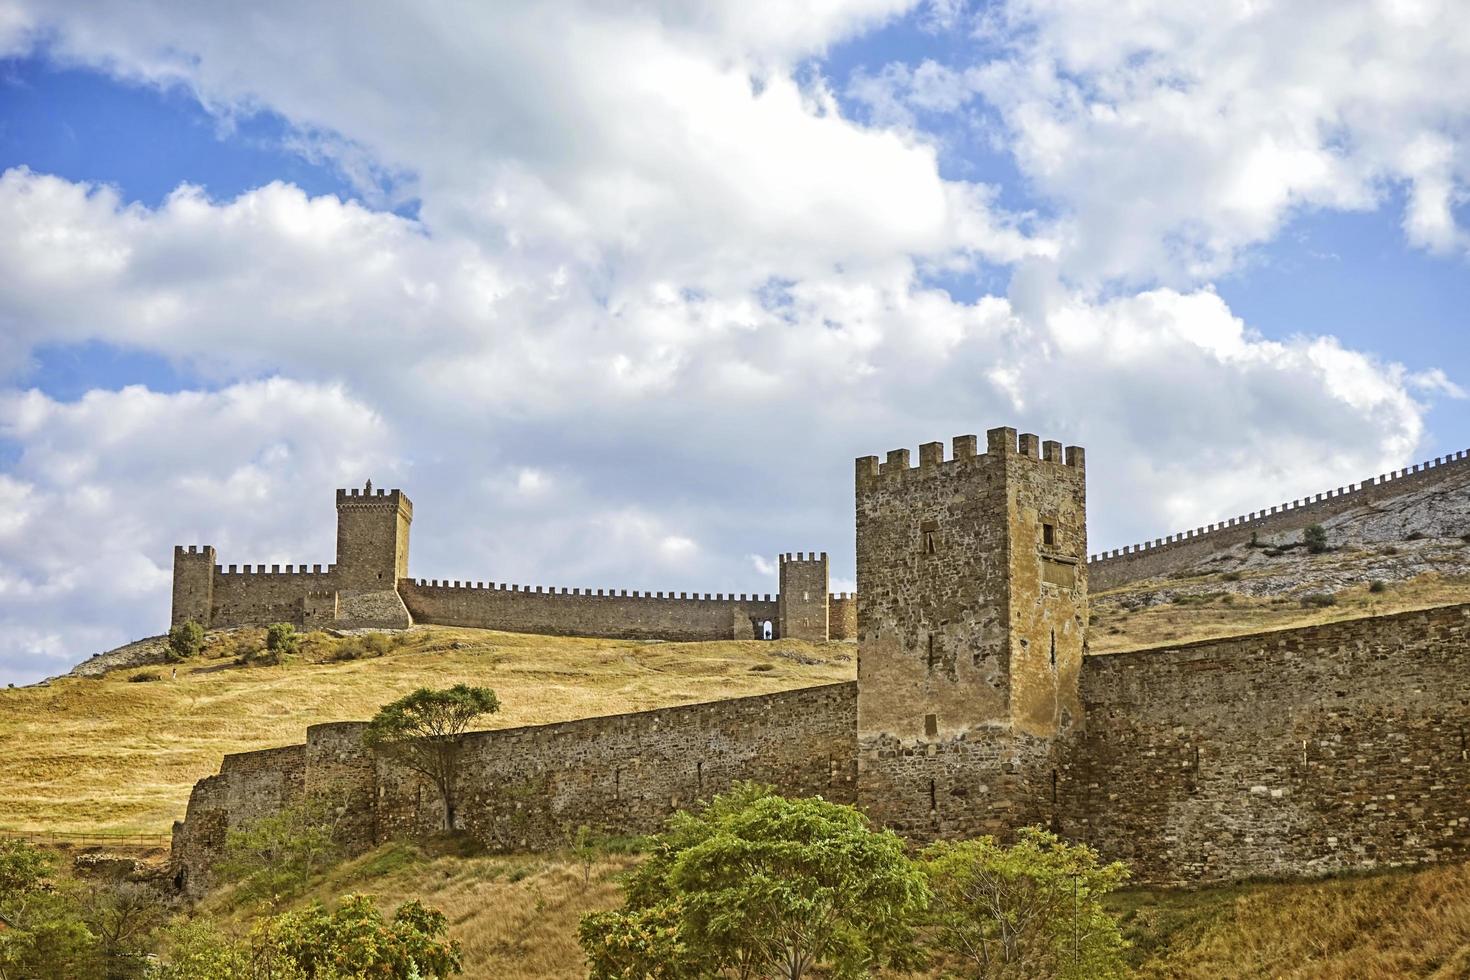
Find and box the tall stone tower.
[335,486,413,590]
[171,545,217,627]
[854,427,1087,839]
[778,552,830,641]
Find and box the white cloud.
[0,2,1458,684]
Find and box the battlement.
[174,545,216,559]
[1087,447,1470,583]
[335,487,413,516]
[215,563,337,578]
[855,427,1084,491]
[404,579,773,603]
[779,551,827,564]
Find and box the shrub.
[1301,592,1338,608]
[266,622,299,660]
[1221,571,1242,582]
[1379,545,1400,556]
[128,671,163,683]
[1369,579,1388,594]
[1405,530,1428,541]
[215,799,343,901]
[1303,524,1329,554]
[1461,532,1470,545]
[166,621,205,662]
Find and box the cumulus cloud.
[0,1,1458,683]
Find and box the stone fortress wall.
[172,488,852,642]
[170,426,1470,892]
[1088,448,1470,590]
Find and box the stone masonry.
[170,425,1470,892]
[172,484,846,640]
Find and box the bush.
[215,799,343,901]
[1461,532,1470,544]
[1300,592,1338,608]
[166,621,205,662]
[1221,571,1242,582]
[264,622,299,662]
[330,631,401,662]
[1405,530,1428,541]
[128,672,163,683]
[1369,579,1388,594]
[1303,524,1329,554]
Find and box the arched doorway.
[761,619,773,640]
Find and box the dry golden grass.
[0,627,852,837]
[1118,860,1470,978]
[1090,571,1470,654]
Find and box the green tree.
[1303,524,1329,554]
[268,894,462,979]
[264,623,300,664]
[81,880,171,980]
[166,621,205,662]
[920,828,1129,980]
[148,918,254,980]
[214,799,342,902]
[0,839,94,980]
[363,685,500,832]
[581,783,929,980]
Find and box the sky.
[0,0,1467,685]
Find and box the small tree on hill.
[363,685,500,832]
[262,623,299,665]
[921,827,1129,979]
[166,621,204,662]
[1303,524,1329,554]
[581,783,929,980]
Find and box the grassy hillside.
[0,626,851,837]
[187,841,1470,979]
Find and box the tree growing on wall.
[363,684,500,832]
[580,783,929,980]
[920,828,1129,979]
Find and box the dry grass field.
[0,627,852,837]
[188,840,1470,979]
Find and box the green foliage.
[1368,579,1388,594]
[81,879,172,979]
[0,838,94,979]
[1303,524,1329,554]
[329,632,402,662]
[1300,592,1338,608]
[215,799,342,903]
[269,894,462,979]
[1220,571,1242,582]
[582,783,929,980]
[150,897,460,979]
[921,828,1130,979]
[363,685,500,832]
[129,672,164,683]
[167,621,205,662]
[266,623,300,660]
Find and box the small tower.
[335,485,413,591]
[171,545,217,627]
[778,552,829,641]
[854,427,1087,839]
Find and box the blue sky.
[0,0,1467,683]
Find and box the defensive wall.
[171,682,859,895]
[1088,448,1470,589]
[168,426,1470,893]
[172,483,853,641]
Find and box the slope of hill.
[0,627,851,837]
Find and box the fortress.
[170,427,1470,893]
[173,487,853,642]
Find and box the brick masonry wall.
[1059,602,1470,884]
[210,567,338,626]
[1088,449,1470,589]
[828,593,858,640]
[399,579,779,642]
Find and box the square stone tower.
[778,552,830,641]
[335,486,413,590]
[854,427,1087,839]
[171,545,217,627]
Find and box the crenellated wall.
[1088,448,1470,589]
[398,579,779,642]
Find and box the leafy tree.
[214,799,343,902]
[148,918,255,980]
[0,839,93,980]
[81,880,171,980]
[264,623,300,664]
[363,685,500,832]
[167,621,205,662]
[581,783,929,980]
[920,828,1129,980]
[268,894,462,979]
[1303,524,1329,554]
